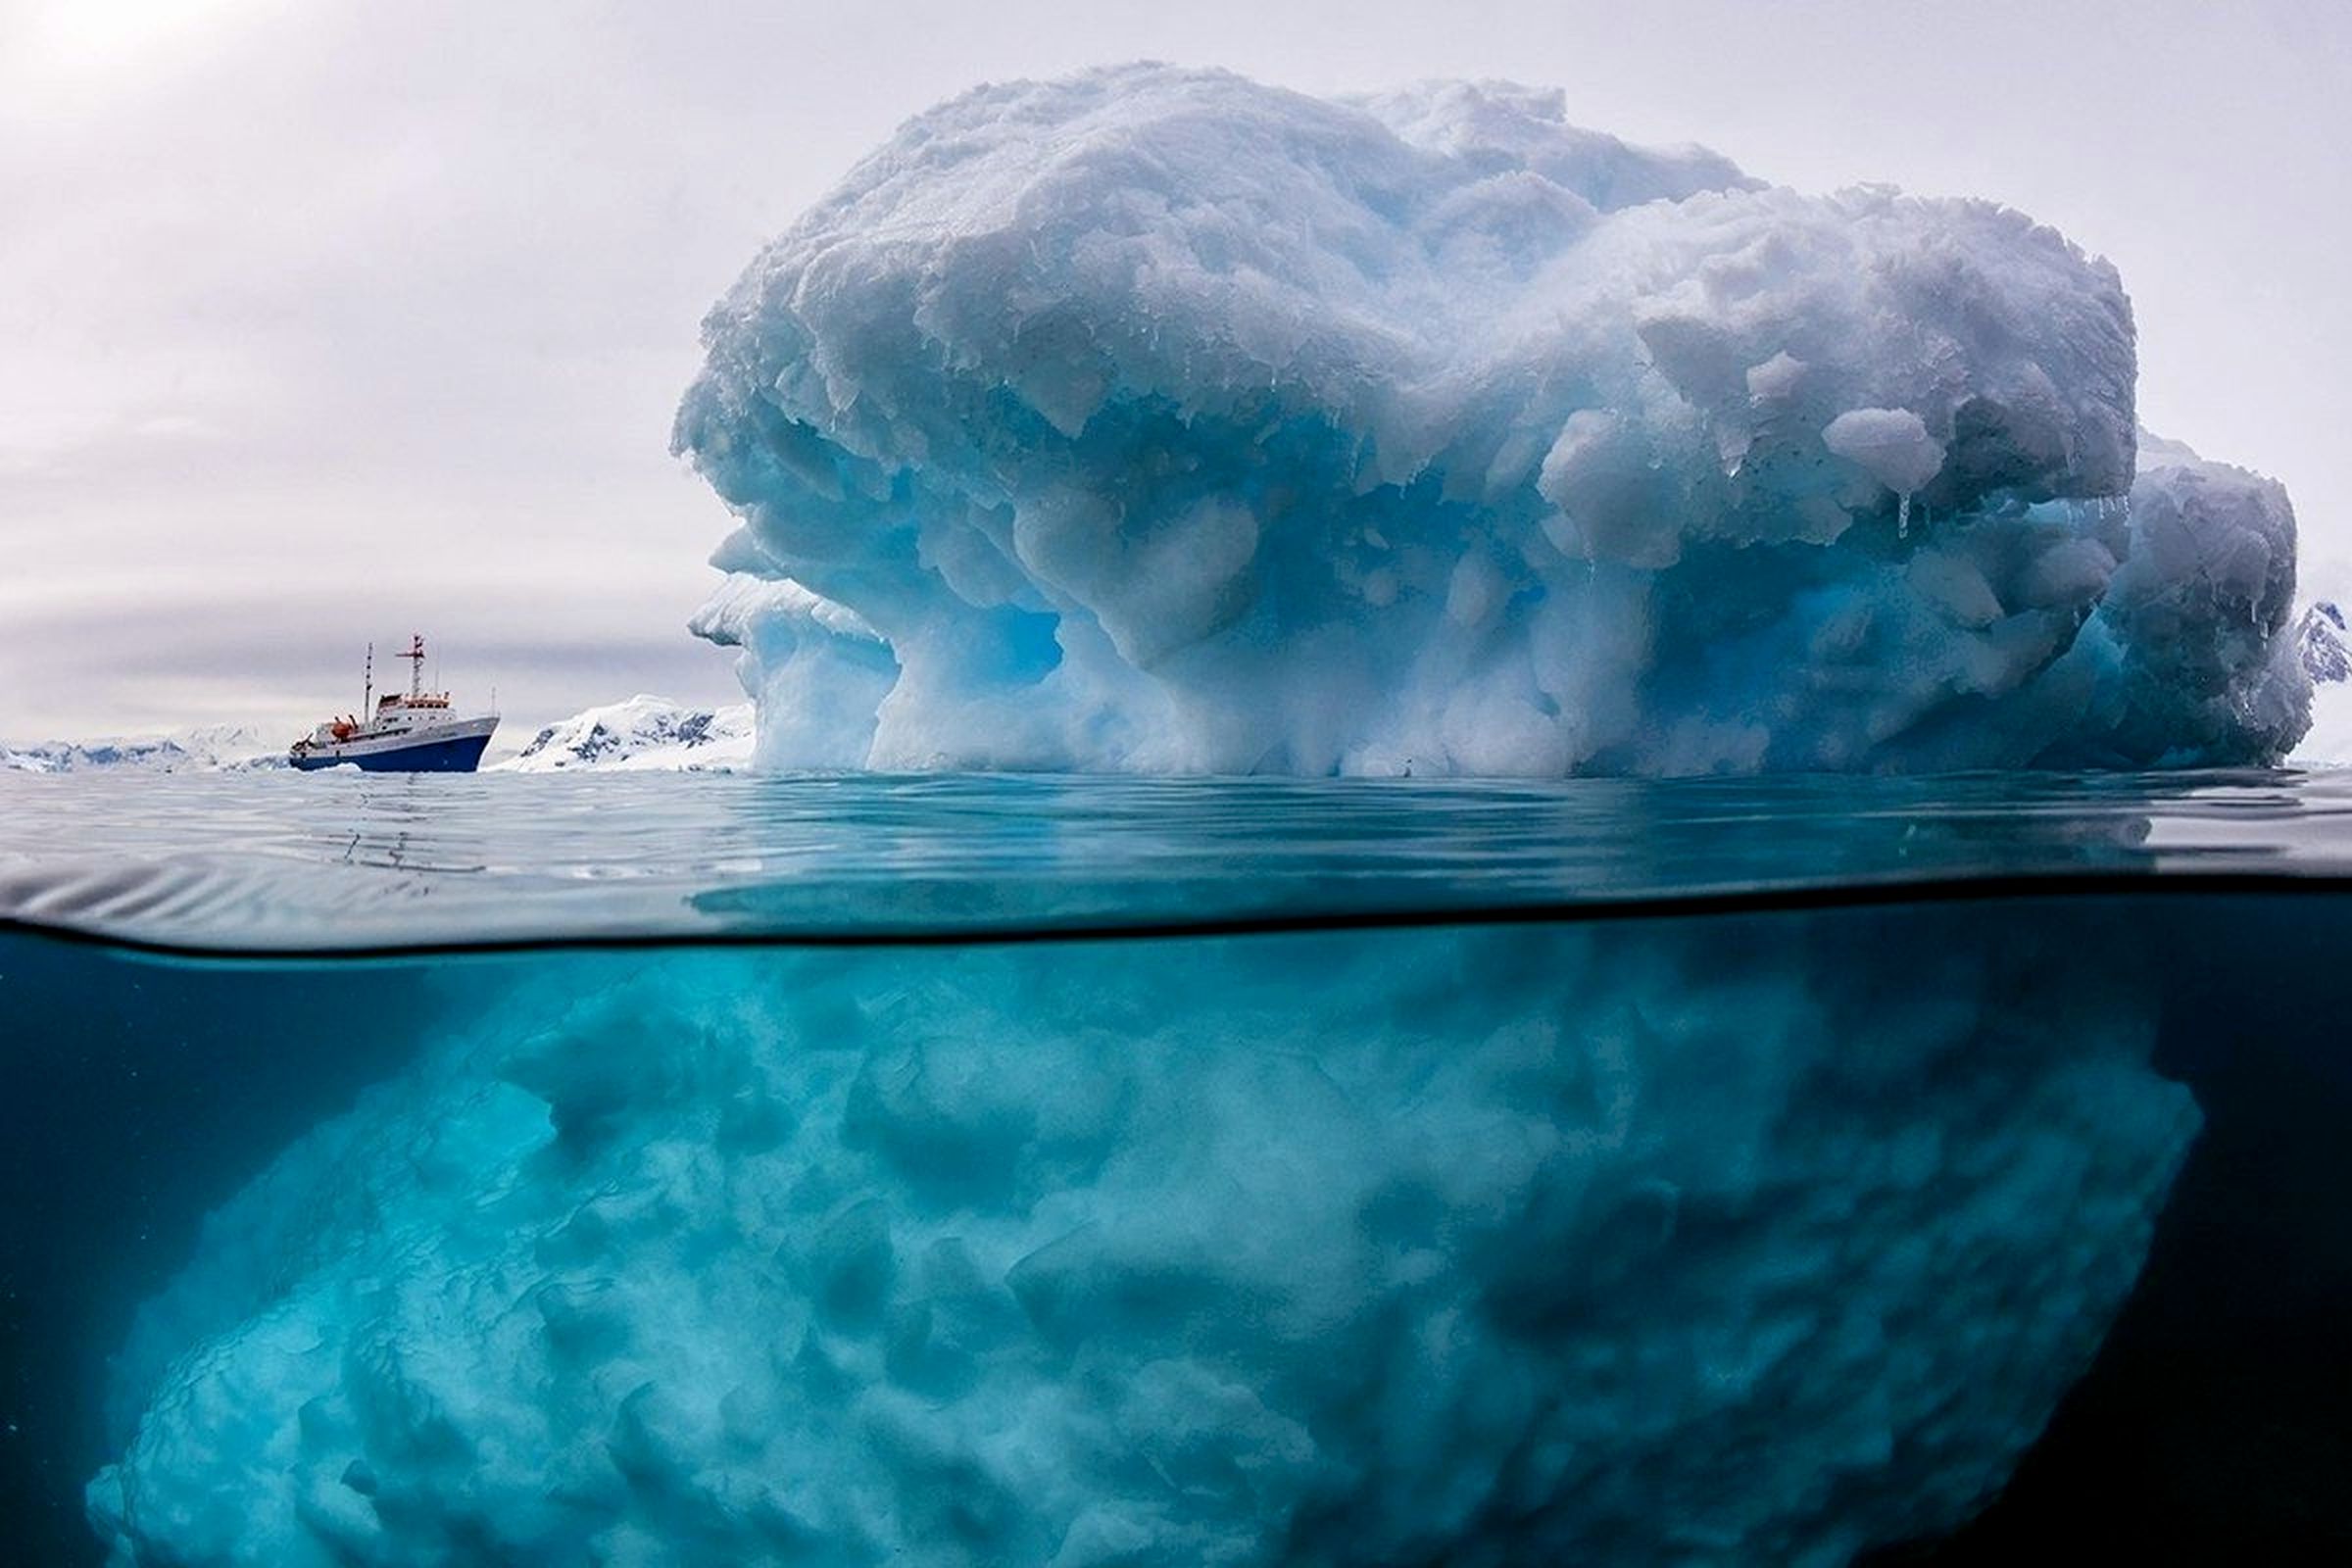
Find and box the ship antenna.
[363,642,373,714]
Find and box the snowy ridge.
[2297,600,2348,685]
[493,696,755,772]
[1,726,284,773]
[2291,601,2351,767]
[678,65,2304,776]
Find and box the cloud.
[2,0,2344,737]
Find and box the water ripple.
[2,768,2349,950]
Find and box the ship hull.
[289,720,497,773]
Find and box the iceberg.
[89,912,2196,1565]
[675,65,2308,775]
[690,574,897,771]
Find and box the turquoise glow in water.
[3,771,2350,1564]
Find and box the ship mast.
[362,642,373,715]
[401,634,427,700]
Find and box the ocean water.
[4,770,2351,1565]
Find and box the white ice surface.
[674,65,2305,775]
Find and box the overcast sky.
[3,0,2346,743]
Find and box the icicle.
[1896,491,1912,539]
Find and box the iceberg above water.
[90,915,2196,1565]
[676,65,2309,775]
[690,575,897,771]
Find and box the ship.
[288,636,499,772]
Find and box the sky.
[2,0,2347,743]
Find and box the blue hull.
[290,734,493,773]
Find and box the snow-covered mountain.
[492,696,754,772]
[2298,600,2349,685]
[1,725,285,773]
[2293,601,2351,767]
[3,704,757,776]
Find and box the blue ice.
[675,67,2309,775]
[91,921,2194,1564]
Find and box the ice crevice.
[675,65,2310,776]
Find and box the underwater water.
[4,772,2352,1565]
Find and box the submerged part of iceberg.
[675,65,2306,775]
[92,910,2194,1565]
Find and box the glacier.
[88,912,2197,1566]
[675,65,2309,775]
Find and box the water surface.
[3,770,2349,1565]
[5,769,2350,951]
